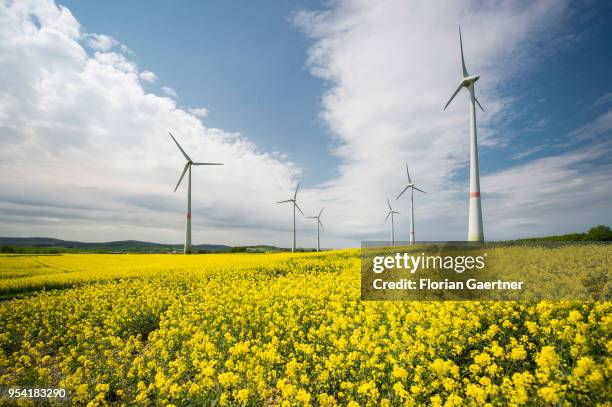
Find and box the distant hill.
[0,237,232,254]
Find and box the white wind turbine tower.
[169,131,223,254]
[396,163,426,245]
[276,183,304,252]
[443,26,485,242]
[307,207,324,252]
[385,198,400,246]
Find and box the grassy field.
[0,247,610,406]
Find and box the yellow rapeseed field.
[0,246,610,406]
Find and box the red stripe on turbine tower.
[470,192,480,198]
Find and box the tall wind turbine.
[307,207,324,252]
[396,163,426,245]
[385,198,400,245]
[169,131,223,254]
[276,183,303,252]
[443,26,485,242]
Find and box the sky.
[0,0,611,248]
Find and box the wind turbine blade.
[174,163,189,192]
[192,162,224,166]
[443,83,463,110]
[474,96,485,112]
[396,185,410,200]
[385,212,391,222]
[276,199,293,204]
[413,186,427,194]
[387,197,392,211]
[294,202,304,215]
[459,26,468,77]
[294,182,300,199]
[405,162,412,183]
[307,216,317,219]
[168,131,192,162]
[318,220,324,230]
[393,211,401,214]
[319,207,324,217]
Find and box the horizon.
[2,223,608,250]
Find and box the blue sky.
[491,2,612,162]
[0,0,611,247]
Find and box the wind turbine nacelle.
[461,75,480,87]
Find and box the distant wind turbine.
[169,131,223,254]
[397,163,426,245]
[307,207,324,252]
[385,198,400,245]
[443,26,485,242]
[276,183,303,252]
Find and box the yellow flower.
[535,346,559,378]
[296,389,311,404]
[95,383,109,393]
[538,386,560,403]
[392,366,408,380]
[234,388,249,404]
[525,321,538,335]
[430,394,443,407]
[188,382,200,395]
[445,394,463,407]
[567,310,582,323]
[588,370,604,386]
[573,356,594,377]
[75,384,89,399]
[358,381,371,395]
[317,393,337,407]
[218,372,240,387]
[510,346,527,361]
[466,383,488,404]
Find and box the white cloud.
[188,107,209,118]
[161,86,178,98]
[139,70,157,84]
[86,33,116,51]
[0,0,300,246]
[482,143,612,238]
[594,92,612,107]
[94,51,137,74]
[511,144,548,160]
[569,109,612,140]
[119,44,133,55]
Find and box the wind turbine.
[385,198,400,245]
[443,26,485,242]
[307,207,324,252]
[276,183,303,252]
[169,131,223,254]
[396,163,426,245]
